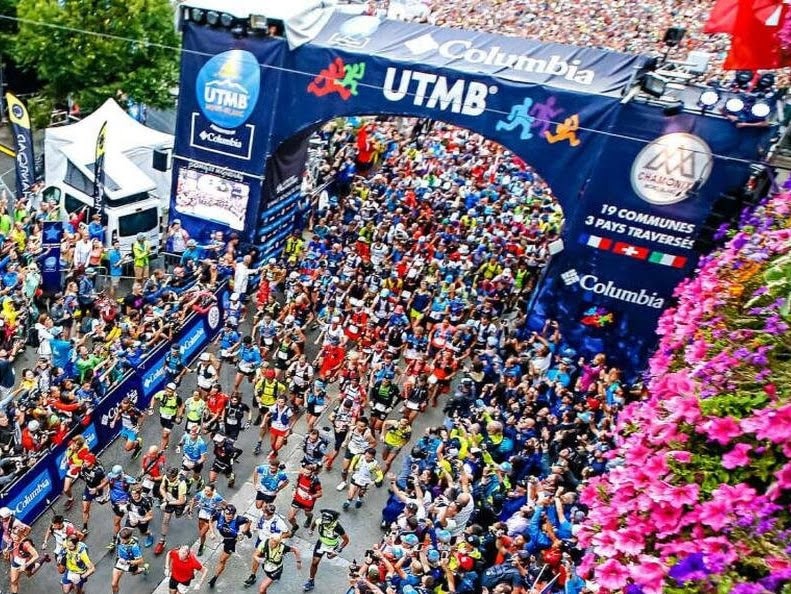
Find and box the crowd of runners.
[0,116,629,594]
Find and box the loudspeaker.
[663,26,686,47]
[152,148,171,172]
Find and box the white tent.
[44,99,174,203]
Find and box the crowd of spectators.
[0,187,265,490]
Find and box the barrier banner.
[0,284,228,523]
[39,221,64,293]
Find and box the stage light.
[220,13,234,28]
[641,72,668,98]
[724,97,745,114]
[698,89,720,108]
[231,22,246,37]
[250,14,268,31]
[189,8,204,23]
[206,11,220,26]
[750,101,771,119]
[663,26,686,48]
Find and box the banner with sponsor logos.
[4,93,36,200]
[172,14,773,376]
[39,221,63,293]
[0,286,227,523]
[527,103,773,370]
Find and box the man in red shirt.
[204,384,229,435]
[164,544,207,593]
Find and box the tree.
[13,0,179,112]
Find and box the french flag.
[579,233,613,250]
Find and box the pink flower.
[652,503,683,535]
[631,555,667,594]
[712,483,756,506]
[591,531,618,558]
[774,461,791,489]
[668,450,692,463]
[722,443,752,469]
[612,527,645,556]
[695,499,732,532]
[665,394,701,424]
[596,558,631,591]
[669,483,700,507]
[641,453,669,479]
[700,416,743,445]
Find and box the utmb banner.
[171,12,773,375]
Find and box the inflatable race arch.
[171,5,774,374]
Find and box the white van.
[43,182,161,255]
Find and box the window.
[118,208,158,238]
[64,193,89,215]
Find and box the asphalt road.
[5,307,447,594]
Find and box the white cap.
[230,293,240,301]
[0,507,11,518]
[166,382,177,390]
[28,420,40,432]
[200,352,210,361]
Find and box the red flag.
[723,0,791,70]
[704,0,738,33]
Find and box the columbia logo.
[404,33,439,55]
[561,269,580,286]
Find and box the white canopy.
[44,99,174,200]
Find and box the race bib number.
[226,417,238,425]
[142,477,155,490]
[239,362,254,373]
[347,324,358,334]
[66,571,83,584]
[182,457,195,469]
[115,558,131,572]
[198,509,212,521]
[264,560,280,573]
[374,402,389,412]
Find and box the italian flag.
[649,251,687,268]
[579,233,613,250]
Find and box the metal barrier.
[0,283,230,523]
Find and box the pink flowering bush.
[580,194,791,594]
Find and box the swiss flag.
[612,242,649,260]
[705,0,784,33]
[722,0,791,70]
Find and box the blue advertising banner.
[308,14,645,96]
[4,93,36,199]
[39,221,64,293]
[171,13,773,376]
[0,285,228,524]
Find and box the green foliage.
[25,93,54,128]
[12,0,179,111]
[0,0,19,54]
[699,391,769,419]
